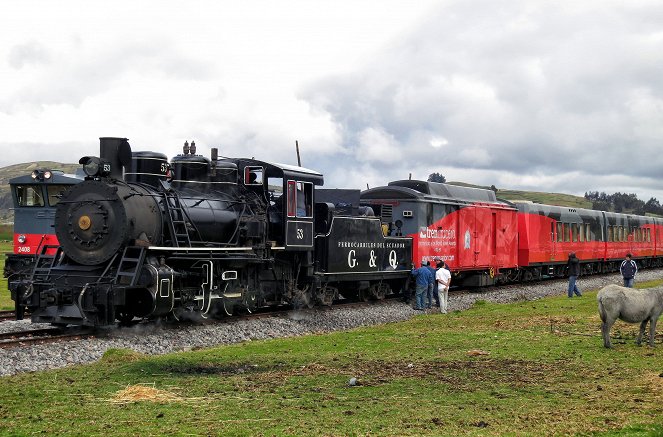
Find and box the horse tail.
[598,294,608,323]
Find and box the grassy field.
[0,241,12,310]
[1,281,662,435]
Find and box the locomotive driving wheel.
[116,308,136,325]
[291,284,313,309]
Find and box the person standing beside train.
[566,252,582,297]
[436,261,451,313]
[620,253,638,288]
[411,262,433,311]
[425,261,437,309]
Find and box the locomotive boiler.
[14,137,413,327]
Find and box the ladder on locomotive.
[114,246,147,286]
[162,191,198,247]
[30,245,63,282]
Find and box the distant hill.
[0,162,78,223]
[446,181,593,209]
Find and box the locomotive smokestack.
[99,137,131,179]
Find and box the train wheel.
[369,283,389,300]
[243,289,258,313]
[116,310,136,326]
[222,298,235,316]
[315,285,337,307]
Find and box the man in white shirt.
[435,261,451,314]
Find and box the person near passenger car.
[566,252,582,297]
[410,262,433,310]
[426,261,437,308]
[620,253,638,288]
[435,261,451,313]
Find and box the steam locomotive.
[12,138,413,327]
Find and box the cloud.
[8,41,51,69]
[302,0,663,199]
[1,39,216,112]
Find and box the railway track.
[0,311,19,322]
[0,327,97,350]
[0,310,30,322]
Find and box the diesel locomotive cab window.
[46,185,69,206]
[15,185,44,207]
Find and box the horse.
[597,284,663,348]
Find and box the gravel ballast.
[1,269,662,377]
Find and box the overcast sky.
[2,1,663,201]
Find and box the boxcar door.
[457,204,477,268]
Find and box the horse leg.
[602,319,614,349]
[649,318,657,347]
[637,320,647,346]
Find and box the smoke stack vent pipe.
[99,137,132,180]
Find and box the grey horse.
[597,284,663,348]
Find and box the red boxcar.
[361,180,518,286]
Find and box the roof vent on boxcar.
[125,151,169,187]
[380,204,393,221]
[388,180,497,203]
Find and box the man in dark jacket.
[426,261,438,308]
[411,262,433,310]
[620,253,638,288]
[567,252,582,297]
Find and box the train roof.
[362,180,510,206]
[241,159,324,185]
[9,170,83,185]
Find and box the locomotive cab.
[238,160,323,249]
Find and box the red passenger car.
[361,180,519,287]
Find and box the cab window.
[15,185,44,207]
[46,185,71,206]
[244,166,264,185]
[286,180,313,218]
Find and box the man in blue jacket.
[411,262,433,310]
[620,253,638,288]
[426,261,438,308]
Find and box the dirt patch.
[161,362,264,376]
[646,372,663,398]
[245,357,570,391]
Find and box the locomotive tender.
[13,138,413,327]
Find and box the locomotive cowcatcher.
[13,138,412,327]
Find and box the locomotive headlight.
[31,170,39,179]
[80,156,111,177]
[43,170,52,180]
[17,234,27,244]
[80,156,102,177]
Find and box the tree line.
[584,191,663,216]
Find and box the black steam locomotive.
[13,138,412,327]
